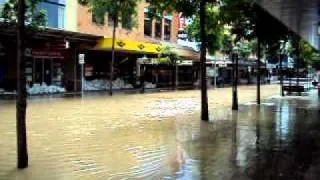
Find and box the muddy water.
[1,85,319,179]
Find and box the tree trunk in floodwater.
[109,16,118,96]
[17,0,28,169]
[200,0,209,121]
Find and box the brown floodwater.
[1,85,320,179]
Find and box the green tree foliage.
[236,41,252,59]
[78,0,139,29]
[157,46,181,65]
[185,4,224,55]
[147,0,199,18]
[221,0,289,47]
[1,0,46,28]
[300,40,320,68]
[220,0,256,42]
[221,34,233,54]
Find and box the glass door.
[34,58,53,85]
[44,59,52,85]
[34,58,43,84]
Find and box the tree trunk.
[109,17,117,96]
[200,0,209,121]
[175,63,179,89]
[296,44,300,96]
[232,53,239,110]
[17,0,28,169]
[257,36,261,105]
[279,46,284,96]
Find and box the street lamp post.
[139,55,148,93]
[232,47,239,111]
[308,65,312,90]
[247,66,251,85]
[279,40,285,96]
[211,59,217,89]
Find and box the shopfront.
[25,48,68,87]
[0,25,102,94]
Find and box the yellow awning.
[95,38,200,60]
[95,38,164,54]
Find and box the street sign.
[79,54,85,64]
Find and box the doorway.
[34,58,53,85]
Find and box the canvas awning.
[95,38,164,54]
[96,38,201,60]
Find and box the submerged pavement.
[1,85,320,179]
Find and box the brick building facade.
[77,1,179,44]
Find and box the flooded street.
[1,85,320,179]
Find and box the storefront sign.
[79,54,85,64]
[31,49,64,58]
[85,65,93,77]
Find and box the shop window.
[164,19,171,41]
[144,12,152,36]
[155,19,162,39]
[38,0,65,29]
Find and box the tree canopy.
[78,0,139,29]
[157,46,181,65]
[185,4,224,55]
[146,0,199,18]
[1,0,46,28]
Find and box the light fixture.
[65,40,70,49]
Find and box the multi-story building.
[0,0,101,93]
[0,0,199,94]
[77,1,179,43]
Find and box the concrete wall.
[256,0,319,50]
[65,0,78,32]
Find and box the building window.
[155,19,162,39]
[38,0,65,29]
[164,19,171,41]
[121,14,133,30]
[144,12,152,36]
[108,14,115,27]
[92,12,104,25]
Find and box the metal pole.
[214,60,217,89]
[81,63,84,96]
[232,53,239,110]
[175,63,179,89]
[279,50,284,96]
[296,48,300,96]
